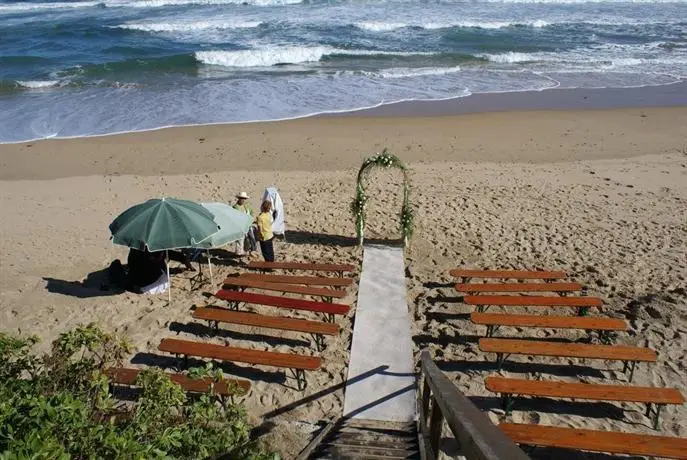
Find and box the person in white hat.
[232,192,256,256]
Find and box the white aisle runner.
[342,245,416,422]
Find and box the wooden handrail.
[418,350,530,460]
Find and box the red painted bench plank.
[239,273,354,287]
[223,277,347,298]
[450,269,566,279]
[479,338,657,362]
[465,295,603,308]
[247,261,356,273]
[471,312,627,332]
[501,423,687,459]
[486,377,684,405]
[158,338,322,370]
[214,289,350,316]
[457,282,581,293]
[105,367,251,394]
[193,308,340,335]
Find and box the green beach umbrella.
[109,197,220,302]
[194,202,254,285]
[109,197,220,252]
[198,202,253,249]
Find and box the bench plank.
[193,308,340,336]
[500,423,687,459]
[239,273,354,287]
[214,290,350,316]
[457,282,581,293]
[486,377,685,405]
[223,277,347,299]
[479,338,657,362]
[465,295,603,308]
[247,261,356,273]
[158,338,322,370]
[471,312,627,332]
[450,269,566,279]
[105,367,251,394]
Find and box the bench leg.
[486,325,501,338]
[323,313,335,323]
[496,353,510,370]
[645,403,664,430]
[597,330,613,344]
[292,369,307,391]
[623,360,638,382]
[578,307,589,317]
[206,320,219,336]
[501,394,515,415]
[311,334,325,352]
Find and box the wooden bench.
[465,295,603,316]
[486,376,684,428]
[471,312,627,342]
[158,338,322,390]
[246,261,356,277]
[214,289,350,322]
[457,282,581,295]
[500,423,687,459]
[449,269,566,283]
[478,338,657,381]
[223,277,346,303]
[239,273,354,287]
[192,307,340,351]
[105,367,251,396]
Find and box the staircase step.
[326,444,420,459]
[301,418,421,460]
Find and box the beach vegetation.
[0,324,277,460]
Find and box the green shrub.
[0,324,277,460]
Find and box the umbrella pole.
[207,250,214,285]
[166,250,171,304]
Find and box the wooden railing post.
[418,349,530,460]
[428,395,444,456]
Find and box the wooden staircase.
[299,418,421,459]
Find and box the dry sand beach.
[1,105,686,458]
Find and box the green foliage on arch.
[351,149,413,246]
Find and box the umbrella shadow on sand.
[43,268,125,298]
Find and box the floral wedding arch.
[350,149,414,246]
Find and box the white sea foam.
[196,47,333,67]
[120,0,301,7]
[116,20,262,32]
[17,80,59,89]
[0,2,101,12]
[373,66,463,79]
[0,0,301,12]
[196,46,437,67]
[354,19,550,32]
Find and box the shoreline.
[1,80,686,148]
[2,103,686,180]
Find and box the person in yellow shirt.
[256,200,275,262]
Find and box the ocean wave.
[196,47,332,67]
[195,47,438,67]
[115,20,262,32]
[120,0,301,7]
[0,0,300,13]
[367,66,464,79]
[354,19,550,31]
[16,80,60,89]
[0,2,102,13]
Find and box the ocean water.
[1,0,686,143]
